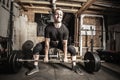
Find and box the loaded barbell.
[8,27,106,73]
[8,49,104,73]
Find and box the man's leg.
[68,45,84,75]
[68,45,77,66]
[27,54,40,76]
[27,42,44,75]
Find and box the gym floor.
[0,62,120,80]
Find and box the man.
[27,8,82,75]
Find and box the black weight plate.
[84,52,101,72]
[22,40,34,50]
[93,52,101,72]
[8,50,23,73]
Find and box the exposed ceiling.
[14,0,120,16]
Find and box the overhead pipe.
[52,0,56,12]
[48,0,57,22]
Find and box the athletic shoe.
[72,65,84,75]
[27,68,39,76]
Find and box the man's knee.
[68,45,76,56]
[33,42,44,54]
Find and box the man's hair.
[54,7,63,14]
[55,7,63,11]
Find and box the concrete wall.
[0,1,44,50]
[0,2,10,37]
[13,14,38,50]
[13,14,45,50]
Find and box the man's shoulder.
[62,23,68,30]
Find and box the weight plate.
[94,53,101,72]
[22,40,34,50]
[84,52,101,72]
[8,50,23,73]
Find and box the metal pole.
[90,26,94,52]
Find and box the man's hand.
[44,57,49,62]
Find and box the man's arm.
[44,38,50,62]
[63,40,68,62]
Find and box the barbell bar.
[16,58,90,63]
[16,58,104,63]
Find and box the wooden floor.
[0,62,120,80]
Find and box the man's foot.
[72,65,84,75]
[26,68,39,76]
[44,57,49,62]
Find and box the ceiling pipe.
[48,0,57,22]
[51,0,56,12]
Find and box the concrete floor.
[0,62,120,80]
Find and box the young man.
[27,8,82,75]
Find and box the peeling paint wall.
[0,1,44,50]
[13,14,38,50]
[13,14,44,50]
[0,1,10,37]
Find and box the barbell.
[8,49,104,73]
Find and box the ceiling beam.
[83,10,120,16]
[56,1,82,7]
[89,5,120,13]
[93,3,120,9]
[24,6,78,13]
[53,0,87,2]
[14,0,120,16]
[16,0,82,8]
[76,0,96,17]
[69,0,87,2]
[16,0,50,5]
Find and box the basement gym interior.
[0,0,120,80]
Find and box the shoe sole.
[75,68,84,76]
[27,70,39,76]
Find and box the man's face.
[54,10,63,23]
